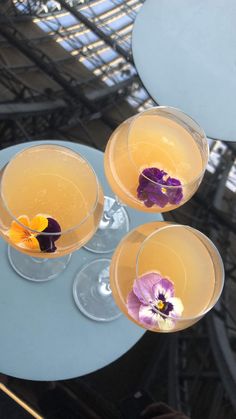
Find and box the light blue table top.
[132,0,236,142]
[0,140,162,381]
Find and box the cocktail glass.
[109,222,224,332]
[0,144,104,281]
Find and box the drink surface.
[104,114,204,212]
[110,222,216,332]
[0,145,103,256]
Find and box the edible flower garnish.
[137,167,183,208]
[127,272,184,331]
[8,215,61,253]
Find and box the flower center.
[156,300,165,311]
[161,187,167,193]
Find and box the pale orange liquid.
[110,222,221,332]
[0,145,104,257]
[104,114,204,212]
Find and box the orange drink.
[110,222,224,332]
[104,107,208,213]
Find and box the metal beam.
[0,16,96,110]
[57,0,133,63]
[0,100,66,118]
[85,74,138,101]
[0,66,46,101]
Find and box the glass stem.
[99,197,122,229]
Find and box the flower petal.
[36,218,61,253]
[30,215,48,232]
[157,314,176,331]
[17,215,30,228]
[9,215,30,234]
[133,272,162,304]
[166,176,181,186]
[22,236,40,250]
[8,216,30,244]
[9,228,28,244]
[168,297,184,317]
[36,235,57,253]
[139,304,159,327]
[144,184,169,208]
[127,291,140,321]
[141,168,167,183]
[152,277,174,300]
[167,187,183,205]
[43,218,61,241]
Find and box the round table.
[0,141,162,381]
[132,0,236,142]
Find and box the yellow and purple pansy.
[8,215,61,253]
[137,167,183,208]
[127,272,184,331]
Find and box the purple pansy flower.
[137,167,183,208]
[36,217,61,253]
[127,272,184,331]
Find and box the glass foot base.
[73,258,122,322]
[84,196,129,254]
[8,246,71,282]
